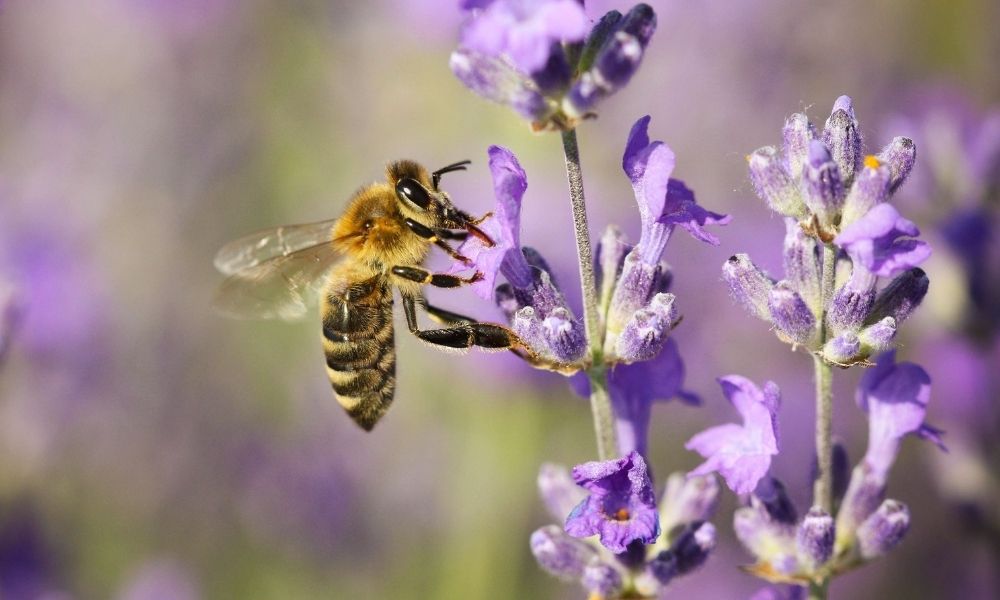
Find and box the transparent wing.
[213,240,344,321]
[214,219,340,276]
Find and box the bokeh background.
[0,0,997,598]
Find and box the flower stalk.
[561,128,618,461]
[813,241,838,516]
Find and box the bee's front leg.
[403,218,473,265]
[391,265,482,288]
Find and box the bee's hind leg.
[402,295,517,352]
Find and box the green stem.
[813,242,837,513]
[809,242,838,600]
[560,128,617,461]
[808,579,830,600]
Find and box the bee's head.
[388,160,491,244]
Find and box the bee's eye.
[396,178,430,211]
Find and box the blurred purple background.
[0,0,997,598]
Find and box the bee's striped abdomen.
[321,275,395,431]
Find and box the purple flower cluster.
[454,144,588,366]
[454,118,727,596]
[456,117,724,454]
[451,1,658,130]
[725,96,930,366]
[531,455,719,597]
[732,353,943,587]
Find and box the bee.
[214,160,552,431]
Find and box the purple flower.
[834,203,931,278]
[623,116,729,258]
[686,376,780,495]
[456,146,586,363]
[460,0,588,74]
[856,351,945,480]
[530,525,600,581]
[565,451,660,553]
[565,4,657,117]
[607,116,728,347]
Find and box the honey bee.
[214,160,552,431]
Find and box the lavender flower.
[731,96,930,366]
[565,451,660,553]
[531,461,717,597]
[685,376,780,495]
[452,3,658,130]
[455,145,587,364]
[855,351,945,480]
[735,353,942,585]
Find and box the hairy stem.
[809,242,838,600]
[813,241,837,513]
[561,128,617,461]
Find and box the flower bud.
[752,477,798,525]
[822,95,862,185]
[858,317,897,357]
[542,307,587,362]
[747,146,807,217]
[827,269,877,336]
[723,254,775,322]
[856,499,910,559]
[841,155,891,227]
[576,10,624,73]
[796,507,835,571]
[867,268,928,326]
[649,521,715,584]
[530,525,599,580]
[530,44,572,95]
[659,473,720,533]
[877,136,916,193]
[734,506,796,573]
[801,140,845,226]
[615,293,677,362]
[538,463,586,521]
[822,331,860,364]
[835,464,887,553]
[783,219,822,313]
[782,112,817,179]
[565,4,656,117]
[768,281,818,346]
[595,225,632,311]
[607,250,666,336]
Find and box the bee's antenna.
[432,160,472,189]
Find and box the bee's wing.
[213,219,340,276]
[213,239,345,321]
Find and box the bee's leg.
[421,300,473,325]
[401,294,516,351]
[403,218,473,265]
[401,295,579,374]
[391,265,483,288]
[433,229,468,241]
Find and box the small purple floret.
[835,203,931,278]
[565,451,660,553]
[686,376,781,495]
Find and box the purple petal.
[856,352,943,478]
[658,179,731,246]
[835,203,931,277]
[685,376,781,495]
[565,452,660,553]
[454,145,528,298]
